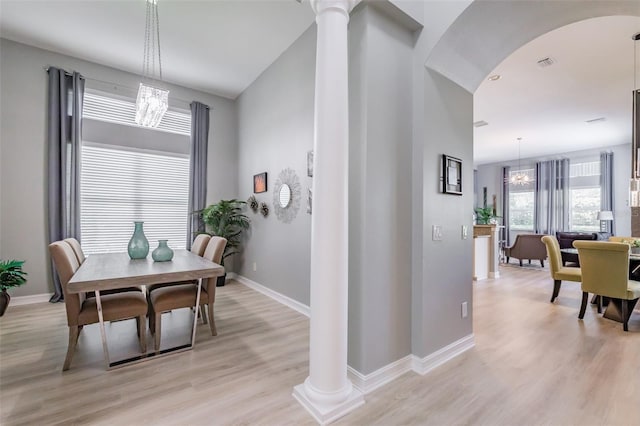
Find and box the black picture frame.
[442,155,462,195]
[253,172,267,193]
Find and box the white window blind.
[83,92,191,136]
[80,144,190,255]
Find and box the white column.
[293,0,364,423]
[489,226,501,278]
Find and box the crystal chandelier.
[135,0,169,128]
[510,137,532,185]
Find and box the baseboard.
[348,355,414,394]
[10,293,54,306]
[412,334,475,375]
[232,274,310,318]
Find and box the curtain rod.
[43,65,206,110]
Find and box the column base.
[489,271,500,279]
[293,379,364,425]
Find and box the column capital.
[310,0,359,17]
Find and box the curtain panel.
[47,67,85,302]
[502,166,511,245]
[187,101,210,249]
[535,159,570,235]
[600,152,615,234]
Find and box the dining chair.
[149,236,227,350]
[573,240,640,331]
[49,240,149,370]
[541,235,582,303]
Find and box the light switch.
[432,225,443,241]
[462,225,468,240]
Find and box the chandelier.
[510,137,532,185]
[135,0,169,128]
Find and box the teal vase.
[128,221,149,259]
[152,240,174,262]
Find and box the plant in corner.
[475,207,499,225]
[201,199,250,286]
[0,260,27,316]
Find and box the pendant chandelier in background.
[510,137,532,185]
[135,0,169,128]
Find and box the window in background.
[508,168,535,231]
[569,161,601,232]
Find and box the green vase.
[152,240,174,262]
[128,221,149,259]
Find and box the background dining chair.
[149,236,226,350]
[573,240,640,331]
[49,240,149,370]
[541,235,582,303]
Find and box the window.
[569,161,601,232]
[80,144,190,255]
[508,168,535,231]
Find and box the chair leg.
[506,257,510,264]
[519,259,523,267]
[200,305,208,324]
[63,326,79,371]
[622,300,628,332]
[528,259,531,265]
[207,302,217,336]
[579,292,589,319]
[154,312,162,351]
[540,259,544,268]
[137,315,147,353]
[551,280,561,303]
[149,305,156,334]
[597,296,603,314]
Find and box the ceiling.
[0,0,315,99]
[1,2,638,164]
[474,15,640,166]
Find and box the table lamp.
[597,210,614,232]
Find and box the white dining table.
[67,250,224,369]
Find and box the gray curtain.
[187,101,210,249]
[600,152,615,235]
[47,67,84,302]
[535,159,570,235]
[502,166,511,245]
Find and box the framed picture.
[253,172,267,193]
[307,150,314,177]
[442,155,462,195]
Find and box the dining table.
[67,250,224,369]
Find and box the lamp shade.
[597,211,614,221]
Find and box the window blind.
[80,144,190,255]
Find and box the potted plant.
[629,240,640,254]
[0,260,27,316]
[475,207,500,225]
[201,199,250,286]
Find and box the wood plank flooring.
[1,266,639,425]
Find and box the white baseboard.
[293,382,364,425]
[231,274,310,318]
[10,293,54,306]
[348,355,414,394]
[412,334,475,375]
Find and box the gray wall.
[235,26,316,305]
[475,143,632,238]
[347,5,414,374]
[0,38,238,297]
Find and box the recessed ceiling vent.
[473,120,489,128]
[537,57,556,68]
[585,117,606,124]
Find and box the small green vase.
[152,240,174,262]
[128,221,149,259]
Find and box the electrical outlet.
[253,262,257,272]
[461,301,468,318]
[462,225,468,239]
[432,225,443,241]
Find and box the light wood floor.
[1,266,639,425]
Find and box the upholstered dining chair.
[541,235,582,303]
[49,241,149,370]
[573,241,640,331]
[149,236,227,350]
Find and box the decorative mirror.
[273,168,301,223]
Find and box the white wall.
[0,39,238,297]
[475,143,632,237]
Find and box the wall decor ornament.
[247,195,258,213]
[260,202,269,217]
[307,188,312,215]
[253,172,267,193]
[128,221,149,259]
[307,150,314,177]
[273,168,302,223]
[442,154,462,195]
